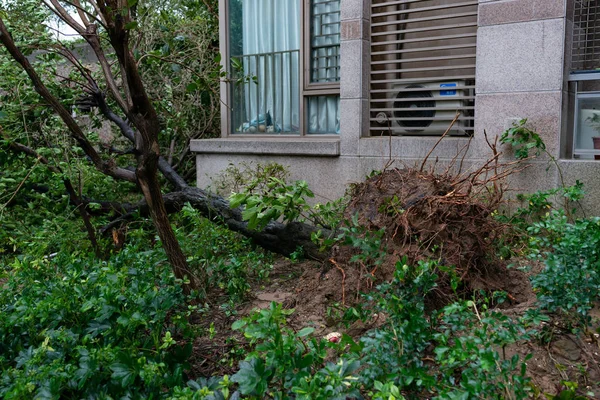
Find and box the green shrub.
[230,302,362,400]
[0,243,195,399]
[529,212,600,320]
[229,178,314,230]
[175,203,273,303]
[359,259,532,399]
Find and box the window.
[369,0,477,136]
[226,0,340,135]
[570,0,600,159]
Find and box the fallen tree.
[0,0,328,290]
[0,1,211,293]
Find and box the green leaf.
[479,351,496,371]
[86,320,111,337]
[231,358,269,396]
[297,327,314,337]
[434,346,449,359]
[296,354,314,369]
[186,82,198,92]
[124,21,138,30]
[110,362,137,387]
[231,57,242,70]
[229,193,247,209]
[231,320,246,330]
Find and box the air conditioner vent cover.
[393,84,435,129]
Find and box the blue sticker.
[439,83,457,96]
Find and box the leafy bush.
[0,243,195,399]
[220,162,348,234]
[529,212,600,319]
[228,302,362,400]
[209,161,290,197]
[230,178,315,230]
[359,259,533,399]
[500,119,546,160]
[175,203,273,303]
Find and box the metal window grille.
[571,0,600,72]
[310,0,340,83]
[369,0,477,136]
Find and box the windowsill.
[190,136,340,157]
[569,71,600,81]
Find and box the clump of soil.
[345,168,500,269]
[329,166,524,307]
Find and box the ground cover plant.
[0,205,277,399]
[0,241,194,399]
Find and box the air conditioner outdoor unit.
[390,81,467,135]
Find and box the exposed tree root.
[330,135,532,304]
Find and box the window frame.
[569,73,600,159]
[219,0,341,138]
[567,0,600,159]
[302,0,341,94]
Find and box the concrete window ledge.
[190,137,340,157]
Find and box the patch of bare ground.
[187,253,599,396]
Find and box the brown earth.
[189,257,599,398]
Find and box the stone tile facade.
[192,0,600,214]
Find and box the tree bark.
[101,187,330,261]
[94,1,197,294]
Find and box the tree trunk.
[136,160,198,295]
[101,187,331,261]
[0,15,198,294]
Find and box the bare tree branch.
[42,0,129,112]
[93,90,189,190]
[0,18,136,183]
[44,0,86,34]
[84,0,108,26]
[3,137,102,257]
[71,0,91,26]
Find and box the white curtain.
[239,0,300,133]
[308,95,340,134]
[308,0,340,134]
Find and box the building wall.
[192,0,600,214]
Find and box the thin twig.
[420,112,460,173]
[330,258,346,306]
[1,156,41,209]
